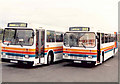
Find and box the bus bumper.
[63,59,96,65]
[1,58,34,66]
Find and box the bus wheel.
[47,52,53,65]
[113,48,115,55]
[112,48,115,58]
[102,51,104,63]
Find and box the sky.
[0,0,119,32]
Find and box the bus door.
[97,33,101,63]
[36,29,45,63]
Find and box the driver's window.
[69,34,78,47]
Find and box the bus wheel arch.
[47,50,54,65]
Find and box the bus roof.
[4,22,66,32]
[66,28,117,34]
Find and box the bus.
[1,22,63,66]
[63,27,118,66]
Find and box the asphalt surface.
[1,46,119,82]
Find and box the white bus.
[63,27,118,66]
[1,22,63,66]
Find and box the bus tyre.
[102,51,104,63]
[113,48,115,54]
[47,53,53,65]
[112,48,115,58]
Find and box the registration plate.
[10,60,18,63]
[74,61,81,63]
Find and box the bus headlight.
[25,55,29,59]
[64,54,68,57]
[3,53,6,55]
[88,56,93,59]
[2,53,6,57]
[83,57,86,59]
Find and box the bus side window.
[47,30,55,42]
[101,33,104,44]
[105,34,108,43]
[36,30,39,57]
[56,32,63,42]
[108,34,111,42]
[110,34,114,42]
[115,33,117,41]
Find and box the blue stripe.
[63,53,97,58]
[44,51,63,55]
[44,53,47,55]
[105,49,113,53]
[63,48,117,58]
[1,52,35,57]
[54,51,63,54]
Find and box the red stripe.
[104,47,113,52]
[45,50,48,53]
[63,51,97,55]
[2,50,35,55]
[44,49,63,53]
[54,49,63,52]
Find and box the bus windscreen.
[3,28,34,46]
[64,32,95,48]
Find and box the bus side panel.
[44,43,63,64]
[101,42,114,61]
[114,32,118,54]
[53,43,63,61]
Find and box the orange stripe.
[63,48,97,53]
[101,45,114,50]
[63,45,114,52]
[2,50,35,55]
[45,46,63,50]
[2,47,35,52]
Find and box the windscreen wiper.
[7,43,10,46]
[81,43,86,48]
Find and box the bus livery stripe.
[1,52,35,57]
[105,49,113,53]
[63,53,97,58]
[2,50,35,55]
[63,51,97,55]
[63,48,97,52]
[101,45,114,51]
[44,46,63,55]
[2,47,35,52]
[45,46,63,50]
[63,45,115,57]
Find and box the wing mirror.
[0,29,3,34]
[96,35,99,39]
[32,32,35,37]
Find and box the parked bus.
[1,22,63,66]
[63,27,118,66]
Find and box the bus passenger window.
[108,34,110,42]
[47,30,55,42]
[101,33,104,44]
[110,34,114,42]
[56,32,63,42]
[105,34,109,43]
[115,34,117,41]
